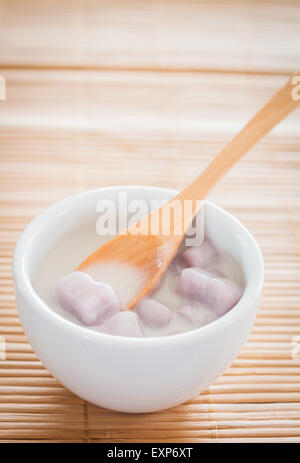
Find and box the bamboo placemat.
[0,0,300,443]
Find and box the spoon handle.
[178,71,300,203]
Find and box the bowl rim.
[13,185,264,345]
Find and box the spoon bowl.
[13,186,264,412]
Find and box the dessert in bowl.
[13,186,264,413]
[50,236,244,337]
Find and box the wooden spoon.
[78,72,300,309]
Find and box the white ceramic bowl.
[13,186,264,413]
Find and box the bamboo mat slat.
[0,0,300,74]
[0,0,300,443]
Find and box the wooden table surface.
[0,0,300,442]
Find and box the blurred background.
[0,0,300,443]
